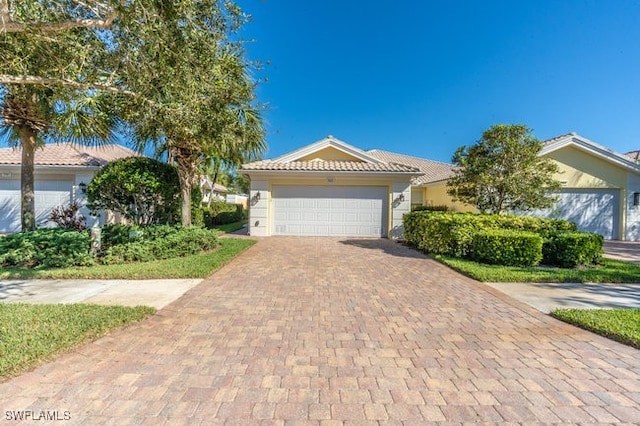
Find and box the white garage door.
[532,189,620,240]
[0,180,73,232]
[272,185,388,237]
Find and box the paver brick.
[0,237,638,423]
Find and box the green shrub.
[543,232,604,267]
[100,224,136,249]
[403,211,577,258]
[87,157,181,225]
[0,229,94,268]
[471,230,543,267]
[203,201,245,227]
[101,227,219,264]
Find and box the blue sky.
[239,0,640,163]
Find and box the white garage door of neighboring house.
[0,180,73,233]
[271,185,388,237]
[533,189,620,240]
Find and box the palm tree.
[0,86,120,231]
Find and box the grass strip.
[435,255,640,283]
[0,304,155,380]
[551,308,640,349]
[0,238,256,280]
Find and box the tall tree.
[447,124,562,214]
[116,2,265,225]
[1,0,265,228]
[0,1,119,230]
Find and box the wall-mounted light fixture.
[78,182,87,194]
[634,192,640,207]
[395,193,405,203]
[250,191,261,206]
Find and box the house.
[0,143,140,232]
[241,136,422,238]
[242,133,640,241]
[536,133,640,241]
[199,176,228,205]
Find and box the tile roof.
[0,143,140,167]
[625,150,640,162]
[242,160,421,173]
[367,150,455,184]
[541,132,576,145]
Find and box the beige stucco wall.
[297,147,365,162]
[421,183,477,212]
[546,146,627,188]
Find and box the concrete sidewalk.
[484,281,640,313]
[0,278,202,309]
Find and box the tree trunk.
[179,176,192,227]
[18,126,37,231]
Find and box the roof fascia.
[0,164,102,171]
[541,134,640,174]
[241,169,421,179]
[274,136,384,164]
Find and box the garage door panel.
[0,180,73,232]
[272,185,388,237]
[529,189,619,239]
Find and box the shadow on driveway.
[339,238,427,259]
[604,241,640,264]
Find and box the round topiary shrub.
[87,157,181,226]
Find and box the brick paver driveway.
[1,238,639,424]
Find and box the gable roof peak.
[541,132,640,173]
[273,135,383,164]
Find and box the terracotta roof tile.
[367,150,455,184]
[242,160,420,173]
[541,132,576,145]
[625,150,640,162]
[0,143,140,166]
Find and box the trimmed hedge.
[101,226,219,264]
[404,211,577,258]
[403,211,603,268]
[471,230,543,267]
[411,204,449,212]
[0,229,94,268]
[543,232,604,268]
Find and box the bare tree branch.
[0,74,135,96]
[0,0,117,33]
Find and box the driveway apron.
[1,237,639,424]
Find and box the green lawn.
[0,238,256,280]
[0,304,155,380]
[213,220,247,234]
[551,308,640,349]
[436,255,640,283]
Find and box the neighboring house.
[536,133,640,241]
[626,150,640,163]
[200,176,228,205]
[241,136,422,238]
[0,143,140,233]
[242,133,640,241]
[226,194,248,209]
